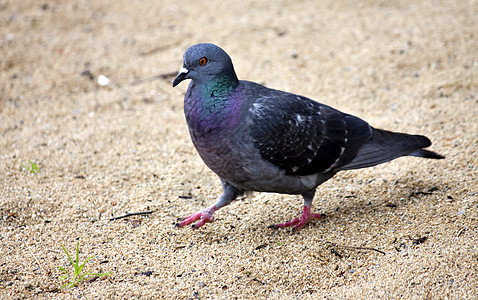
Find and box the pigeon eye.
[199,57,208,66]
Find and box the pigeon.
[172,43,444,230]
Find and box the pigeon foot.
[176,206,217,229]
[269,205,324,230]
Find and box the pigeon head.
[173,43,238,87]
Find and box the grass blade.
[58,242,111,289]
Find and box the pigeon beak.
[172,67,189,87]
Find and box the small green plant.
[58,242,111,289]
[21,160,39,173]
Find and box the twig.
[330,248,343,258]
[138,40,182,56]
[131,72,177,86]
[109,211,153,221]
[327,242,386,255]
[26,244,47,273]
[252,278,265,285]
[455,227,466,238]
[345,245,386,255]
[410,236,428,245]
[87,276,100,283]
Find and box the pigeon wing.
[249,91,372,176]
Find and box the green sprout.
[22,160,39,173]
[58,242,111,289]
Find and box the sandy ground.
[1,0,477,299]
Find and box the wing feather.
[248,87,371,175]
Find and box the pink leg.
[176,179,243,229]
[269,205,324,230]
[176,205,218,229]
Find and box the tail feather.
[339,128,444,171]
[409,149,445,159]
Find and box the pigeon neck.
[185,77,244,136]
[198,74,238,115]
[196,73,239,110]
[203,72,238,96]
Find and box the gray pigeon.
[172,43,444,230]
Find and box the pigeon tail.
[339,128,444,170]
[408,149,445,159]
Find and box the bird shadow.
[260,177,446,233]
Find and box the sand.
[1,0,477,298]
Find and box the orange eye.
[199,57,208,65]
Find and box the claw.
[270,205,324,230]
[176,206,217,229]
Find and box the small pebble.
[97,75,111,86]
